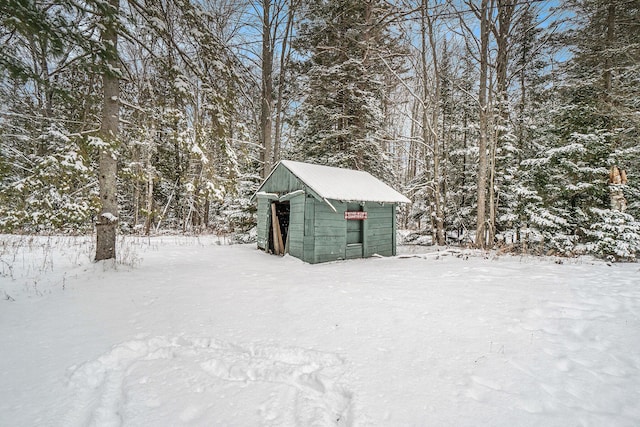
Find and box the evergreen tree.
[444,49,477,243]
[546,0,640,257]
[0,123,97,231]
[0,1,102,233]
[497,5,553,248]
[293,0,403,179]
[115,0,244,232]
[584,208,640,260]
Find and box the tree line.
[0,0,638,260]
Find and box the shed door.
[346,203,363,259]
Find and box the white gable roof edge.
[280,160,410,204]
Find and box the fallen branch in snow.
[397,248,468,260]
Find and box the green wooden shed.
[252,160,410,264]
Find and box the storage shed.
[252,160,410,264]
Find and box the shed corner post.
[303,195,316,263]
[392,203,397,256]
[362,202,368,258]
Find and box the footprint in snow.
[62,336,354,427]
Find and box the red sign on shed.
[344,211,368,220]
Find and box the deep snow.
[1,235,639,426]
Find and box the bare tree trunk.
[515,8,533,244]
[604,4,622,214]
[475,0,490,249]
[144,174,154,235]
[27,35,53,156]
[274,0,298,164]
[517,36,526,154]
[134,179,140,228]
[488,108,497,244]
[204,194,210,226]
[421,0,445,245]
[260,0,274,178]
[95,0,120,262]
[131,143,140,228]
[488,0,515,245]
[144,129,154,236]
[461,99,469,240]
[442,95,451,240]
[603,2,615,98]
[144,78,156,236]
[407,98,420,183]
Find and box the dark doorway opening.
[269,201,290,254]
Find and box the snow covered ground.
[1,235,639,426]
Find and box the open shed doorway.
[269,201,290,255]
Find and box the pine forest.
[1,0,639,261]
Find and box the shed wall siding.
[288,194,305,259]
[363,204,395,257]
[303,196,315,263]
[312,200,347,264]
[261,164,304,195]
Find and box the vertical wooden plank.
[313,199,347,263]
[304,196,315,263]
[284,231,289,254]
[260,163,304,195]
[362,202,369,258]
[271,203,284,255]
[288,193,305,259]
[392,203,397,256]
[256,198,263,249]
[266,199,272,250]
[257,198,270,250]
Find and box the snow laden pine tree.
[116,0,243,232]
[585,208,640,261]
[293,0,403,179]
[533,0,640,259]
[0,124,97,231]
[499,5,558,251]
[0,1,103,233]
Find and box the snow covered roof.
[276,160,410,204]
